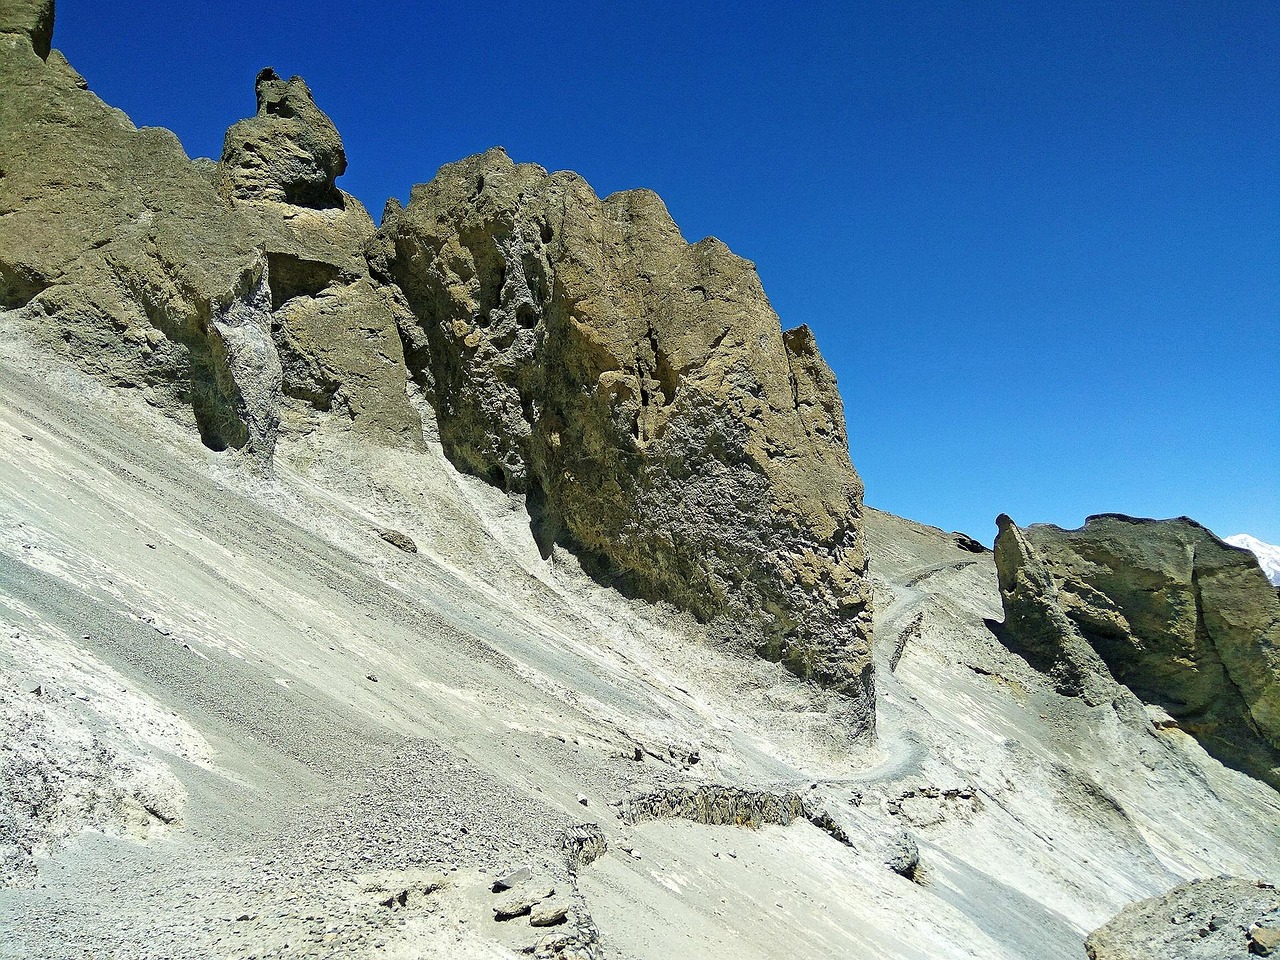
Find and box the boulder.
[493,882,555,920]
[1086,877,1280,960]
[385,148,873,716]
[995,514,1280,788]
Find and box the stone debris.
[493,883,555,921]
[1086,877,1280,960]
[377,528,418,553]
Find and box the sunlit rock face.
[386,148,874,724]
[996,512,1280,789]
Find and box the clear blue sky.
[58,1,1279,544]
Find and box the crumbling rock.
[218,68,347,209]
[622,785,808,829]
[377,528,418,553]
[386,148,874,716]
[995,514,1280,789]
[622,784,921,878]
[1085,877,1280,960]
[560,823,607,871]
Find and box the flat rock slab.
[491,865,532,892]
[493,883,554,920]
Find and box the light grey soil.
[0,323,1277,959]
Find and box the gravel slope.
[1,325,1276,959]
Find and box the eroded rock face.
[0,31,281,456]
[218,68,347,209]
[1085,877,1280,960]
[386,148,873,716]
[995,514,1280,788]
[0,19,417,454]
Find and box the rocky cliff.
[0,1,873,719]
[995,513,1280,789]
[0,3,418,454]
[383,150,873,708]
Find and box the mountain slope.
[1226,534,1280,586]
[1,330,1277,960]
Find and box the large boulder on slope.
[995,513,1280,788]
[384,148,874,718]
[1085,877,1280,959]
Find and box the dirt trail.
[1,337,1278,960]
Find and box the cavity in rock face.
[0,0,54,60]
[385,148,874,725]
[995,513,1280,789]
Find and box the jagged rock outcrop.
[2,0,870,714]
[1085,877,1280,959]
[218,68,347,209]
[0,8,418,452]
[995,514,1280,788]
[385,148,873,716]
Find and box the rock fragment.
[492,865,532,892]
[493,883,555,921]
[377,528,418,553]
[529,900,570,927]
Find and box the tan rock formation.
[995,513,1280,788]
[386,148,873,717]
[0,23,418,453]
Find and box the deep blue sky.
[57,1,1279,544]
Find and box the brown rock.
[386,148,873,720]
[529,899,569,927]
[995,513,1280,788]
[218,68,347,208]
[0,18,417,455]
[493,883,554,920]
[0,0,54,59]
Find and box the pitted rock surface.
[386,148,873,716]
[218,68,347,209]
[1086,877,1280,960]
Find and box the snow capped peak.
[1225,534,1280,587]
